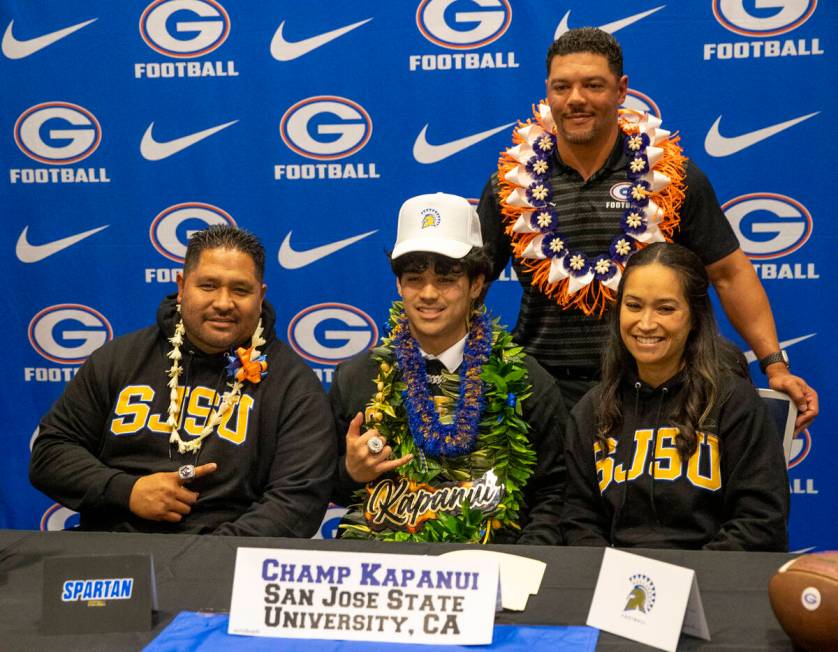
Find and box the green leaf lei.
[340,303,537,543]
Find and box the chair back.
[757,388,797,467]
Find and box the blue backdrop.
[2,0,835,550]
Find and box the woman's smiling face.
[619,262,691,387]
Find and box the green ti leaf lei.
[340,303,537,544]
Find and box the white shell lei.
[166,311,266,454]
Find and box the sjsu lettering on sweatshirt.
[109,385,254,444]
[594,427,721,493]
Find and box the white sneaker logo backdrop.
[2,18,97,59]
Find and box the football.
[768,551,838,652]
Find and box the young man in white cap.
[329,192,566,544]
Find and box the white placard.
[440,549,545,611]
[228,548,498,645]
[586,548,710,652]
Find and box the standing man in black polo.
[478,27,817,427]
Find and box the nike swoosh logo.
[413,122,516,164]
[2,18,97,59]
[705,112,819,157]
[140,120,239,161]
[554,6,665,39]
[744,333,817,365]
[270,18,372,61]
[279,230,377,269]
[16,224,109,263]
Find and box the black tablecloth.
[0,530,794,651]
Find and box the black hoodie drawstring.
[169,352,194,461]
[609,381,643,545]
[649,387,669,527]
[611,381,671,542]
[168,348,228,467]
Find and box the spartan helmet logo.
[624,574,656,613]
[420,208,441,229]
[625,586,647,612]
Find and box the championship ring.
[367,436,384,455]
[178,464,196,482]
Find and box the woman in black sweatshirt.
[560,243,789,551]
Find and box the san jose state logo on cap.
[279,96,372,160]
[420,207,441,229]
[28,304,113,364]
[712,0,817,37]
[140,0,231,58]
[417,0,512,49]
[150,202,237,263]
[14,102,102,165]
[722,193,813,260]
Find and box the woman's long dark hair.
[595,243,747,462]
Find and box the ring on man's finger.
[367,436,384,455]
[178,464,196,483]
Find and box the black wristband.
[759,350,789,374]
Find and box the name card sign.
[228,547,499,645]
[587,548,710,652]
[41,554,157,634]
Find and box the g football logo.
[40,504,80,531]
[28,304,113,364]
[140,0,231,58]
[788,429,812,469]
[722,193,813,260]
[14,102,101,165]
[417,0,512,49]
[713,0,817,37]
[313,504,349,540]
[280,96,372,160]
[150,202,236,263]
[288,303,378,365]
[622,89,661,120]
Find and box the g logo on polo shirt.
[416,0,512,49]
[140,0,231,58]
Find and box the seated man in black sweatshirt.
[30,225,335,536]
[329,192,567,544]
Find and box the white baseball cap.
[391,192,483,260]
